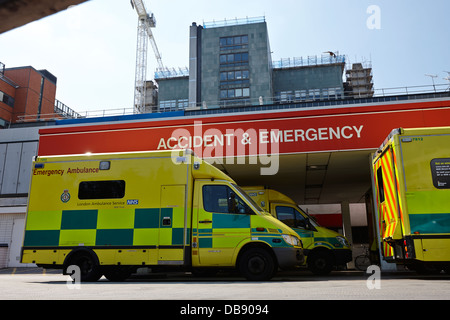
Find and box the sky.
[0,0,448,114]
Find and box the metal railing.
[155,67,189,80]
[66,83,450,119]
[203,16,266,29]
[183,83,449,111]
[272,54,345,69]
[54,100,82,119]
[13,83,450,123]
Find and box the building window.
[177,99,188,109]
[0,91,14,108]
[276,87,344,103]
[308,89,320,100]
[160,99,188,112]
[219,70,250,86]
[220,87,250,100]
[295,90,307,101]
[280,91,293,102]
[160,100,176,112]
[219,52,249,67]
[328,87,343,100]
[220,35,249,51]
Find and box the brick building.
[0,63,58,126]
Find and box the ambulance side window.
[203,185,252,214]
[376,167,385,203]
[79,180,125,200]
[276,206,308,229]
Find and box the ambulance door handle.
[199,220,212,224]
[162,217,171,226]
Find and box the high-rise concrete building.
[155,17,347,112]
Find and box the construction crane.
[131,0,164,113]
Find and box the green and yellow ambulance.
[21,150,304,281]
[243,186,352,275]
[372,127,450,273]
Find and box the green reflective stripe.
[199,238,213,248]
[134,208,159,228]
[24,208,186,247]
[61,210,97,230]
[311,237,336,249]
[409,213,450,234]
[295,229,314,239]
[96,229,134,246]
[314,242,334,250]
[212,213,250,228]
[172,228,184,245]
[255,235,288,248]
[24,230,60,246]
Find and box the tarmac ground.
[1,266,450,301]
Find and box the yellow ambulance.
[21,150,304,281]
[372,127,450,273]
[243,186,352,275]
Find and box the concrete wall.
[157,77,189,102]
[0,127,39,195]
[0,126,39,268]
[273,64,345,96]
[156,76,189,110]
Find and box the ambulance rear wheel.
[238,248,276,281]
[67,251,102,282]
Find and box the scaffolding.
[154,67,189,79]
[344,60,374,98]
[203,16,266,29]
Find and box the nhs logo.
[127,199,139,205]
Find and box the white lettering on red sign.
[157,125,364,150]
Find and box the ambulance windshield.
[232,184,265,214]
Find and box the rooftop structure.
[0,62,81,126]
[155,18,347,113]
[344,62,374,98]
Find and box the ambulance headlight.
[282,234,301,247]
[336,236,349,247]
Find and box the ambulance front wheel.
[307,249,334,275]
[238,247,276,281]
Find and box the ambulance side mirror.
[304,218,312,230]
[228,192,237,213]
